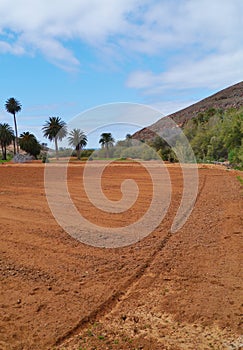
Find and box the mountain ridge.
[133,81,243,140]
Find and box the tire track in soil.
[55,174,208,347]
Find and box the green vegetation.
[183,108,243,167]
[1,97,242,168]
[97,334,105,340]
[94,138,160,161]
[79,149,93,158]
[19,132,41,158]
[42,117,67,159]
[5,97,22,154]
[0,154,13,163]
[236,176,243,195]
[237,175,243,186]
[146,108,243,168]
[99,132,115,158]
[0,123,14,160]
[41,153,49,163]
[68,128,87,159]
[148,136,177,162]
[1,97,44,162]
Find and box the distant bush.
[41,153,49,163]
[55,148,73,157]
[117,144,159,160]
[81,149,95,158]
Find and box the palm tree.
[0,123,15,160]
[68,128,87,160]
[5,97,22,154]
[42,117,67,159]
[99,132,115,158]
[125,133,132,147]
[19,131,41,159]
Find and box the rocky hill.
[133,80,243,141]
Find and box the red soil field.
[0,162,242,350]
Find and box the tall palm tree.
[19,131,41,159]
[42,117,67,159]
[99,132,115,158]
[0,123,15,160]
[5,97,22,154]
[68,128,87,160]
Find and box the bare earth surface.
[0,162,242,350]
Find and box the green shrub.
[41,153,49,163]
[81,149,95,158]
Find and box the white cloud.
[127,50,243,93]
[122,0,243,54]
[0,0,242,91]
[22,34,80,71]
[124,0,243,93]
[0,0,140,69]
[0,40,25,55]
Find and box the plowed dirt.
[0,162,242,350]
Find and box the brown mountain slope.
[133,80,243,140]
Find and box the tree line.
[0,97,116,161]
[1,98,242,168]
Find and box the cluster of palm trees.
[42,116,88,159]
[0,97,116,161]
[0,97,42,160]
[42,117,115,159]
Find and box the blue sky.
[0,0,242,148]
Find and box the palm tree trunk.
[77,146,81,160]
[1,144,4,160]
[13,138,16,155]
[55,137,59,160]
[1,144,7,160]
[105,144,109,158]
[13,112,19,153]
[3,146,7,160]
